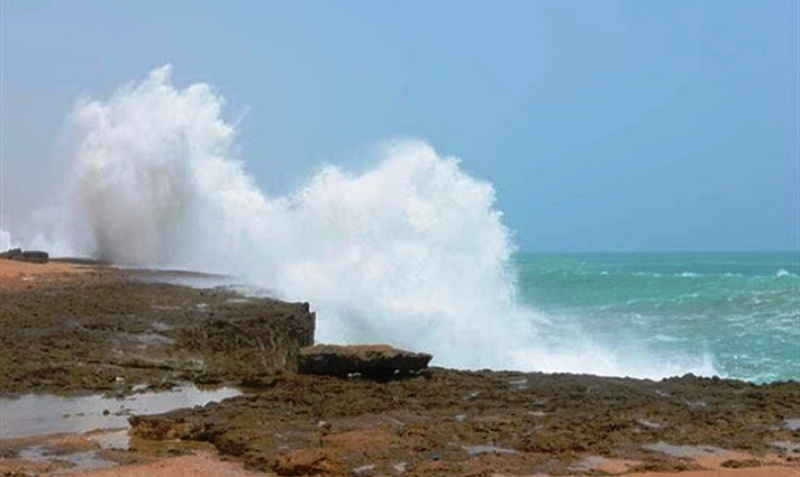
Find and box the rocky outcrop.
[298,344,432,379]
[0,274,317,394]
[0,248,49,263]
[181,299,316,381]
[0,248,21,259]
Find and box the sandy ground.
[52,453,269,477]
[0,260,93,290]
[69,460,800,477]
[0,450,268,477]
[2,440,796,477]
[4,450,794,477]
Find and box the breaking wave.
[49,65,717,377]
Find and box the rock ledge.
[298,344,432,379]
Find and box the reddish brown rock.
[274,448,339,476]
[298,344,432,379]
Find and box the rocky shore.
[0,263,314,395]
[1,260,798,477]
[131,370,800,476]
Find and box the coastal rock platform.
[130,370,800,476]
[0,260,798,477]
[0,261,315,394]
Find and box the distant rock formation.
[0,248,20,259]
[298,344,432,379]
[0,248,49,264]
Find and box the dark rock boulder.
[0,248,21,259]
[298,344,432,379]
[0,248,49,263]
[13,251,50,264]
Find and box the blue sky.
[2,0,797,251]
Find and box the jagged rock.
[298,344,432,379]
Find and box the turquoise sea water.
[514,252,799,383]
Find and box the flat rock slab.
[298,344,432,378]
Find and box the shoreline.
[1,259,798,476]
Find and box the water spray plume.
[63,65,717,377]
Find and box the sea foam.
[55,65,716,377]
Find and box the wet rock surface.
[131,370,800,476]
[298,344,432,379]
[0,265,314,394]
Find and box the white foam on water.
[37,65,717,378]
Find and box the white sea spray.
[0,229,13,250]
[57,65,717,377]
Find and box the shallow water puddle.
[0,385,240,474]
[643,441,727,458]
[0,384,241,440]
[17,445,117,473]
[463,444,516,456]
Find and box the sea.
[514,251,799,383]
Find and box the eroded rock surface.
[0,265,315,394]
[130,371,800,476]
[298,344,432,379]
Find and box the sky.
[1,0,797,252]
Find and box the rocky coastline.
[0,259,798,477]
